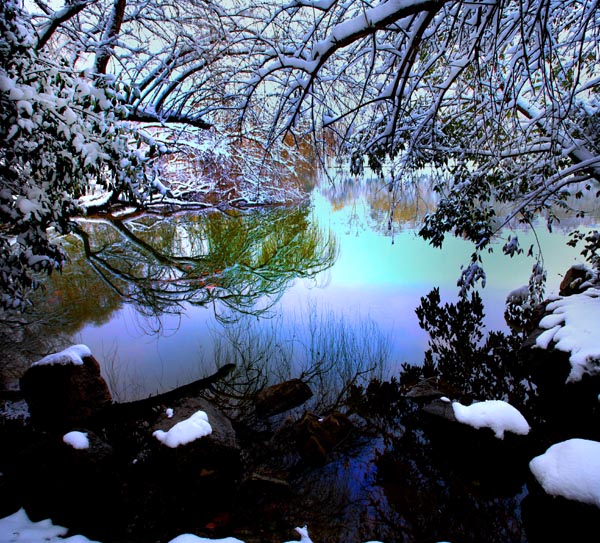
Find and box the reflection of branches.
[71,205,337,323]
[203,305,390,423]
[411,287,531,409]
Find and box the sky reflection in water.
[70,177,598,401]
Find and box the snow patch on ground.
[169,535,246,543]
[283,526,312,543]
[529,438,600,508]
[32,345,92,367]
[0,514,389,543]
[535,288,600,381]
[153,410,212,447]
[452,400,530,439]
[63,431,90,450]
[0,508,99,543]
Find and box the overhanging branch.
[36,0,97,50]
[128,110,213,130]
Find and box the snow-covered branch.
[36,0,97,50]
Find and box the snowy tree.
[238,0,600,291]
[4,0,600,309]
[0,0,162,309]
[0,0,294,309]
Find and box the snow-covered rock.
[169,535,245,543]
[20,346,112,428]
[151,397,237,453]
[534,287,600,382]
[529,438,600,507]
[452,400,530,439]
[32,345,92,367]
[423,398,530,440]
[0,508,100,542]
[153,410,212,448]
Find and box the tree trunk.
[95,0,127,74]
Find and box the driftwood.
[104,363,236,421]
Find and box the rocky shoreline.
[2,267,600,543]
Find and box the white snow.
[529,438,600,508]
[506,285,529,305]
[153,410,212,448]
[32,345,92,367]
[452,400,530,439]
[0,508,99,543]
[283,527,312,543]
[0,515,388,543]
[169,536,245,543]
[0,514,393,543]
[535,288,600,381]
[166,408,174,418]
[63,431,90,450]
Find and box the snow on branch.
[128,109,213,130]
[36,0,97,50]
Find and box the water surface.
[16,174,600,400]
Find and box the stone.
[559,265,595,296]
[148,397,241,483]
[405,379,445,401]
[255,379,313,417]
[422,398,458,423]
[151,396,238,452]
[294,411,353,465]
[20,348,112,428]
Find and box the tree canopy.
[1,0,600,308]
[238,0,600,292]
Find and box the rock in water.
[255,378,313,417]
[20,345,112,428]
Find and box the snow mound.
[529,438,600,507]
[153,410,212,448]
[0,513,393,543]
[32,345,92,367]
[63,431,90,450]
[452,400,530,439]
[169,536,245,543]
[283,526,312,543]
[535,288,600,381]
[0,508,99,543]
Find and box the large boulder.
[20,345,112,429]
[519,274,600,436]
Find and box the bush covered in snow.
[0,1,159,310]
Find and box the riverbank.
[2,269,600,543]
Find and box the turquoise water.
[37,175,598,400]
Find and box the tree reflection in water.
[0,204,337,385]
[72,204,337,323]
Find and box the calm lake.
[15,171,600,401]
